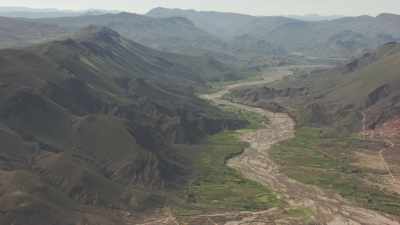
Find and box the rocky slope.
[230,42,400,133]
[0,27,246,225]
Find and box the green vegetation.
[270,127,400,215]
[286,207,314,223]
[176,131,281,214]
[221,105,267,129]
[202,74,263,94]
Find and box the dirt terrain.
[360,113,400,194]
[137,67,400,225]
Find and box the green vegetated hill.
[148,8,400,58]
[0,26,247,225]
[231,42,400,132]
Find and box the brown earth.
[361,112,400,194]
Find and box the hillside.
[230,42,400,132]
[0,27,246,225]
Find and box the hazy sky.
[1,0,399,16]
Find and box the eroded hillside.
[0,27,247,225]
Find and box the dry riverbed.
[138,67,400,225]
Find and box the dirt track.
[138,68,400,225]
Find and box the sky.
[0,0,399,16]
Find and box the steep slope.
[0,27,246,225]
[0,16,67,48]
[231,42,400,132]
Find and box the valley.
[203,69,400,225]
[136,65,400,224]
[0,3,400,225]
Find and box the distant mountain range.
[148,8,400,58]
[0,6,119,18]
[0,7,399,60]
[35,12,230,58]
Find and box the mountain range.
[148,8,400,58]
[0,8,399,62]
[0,7,119,18]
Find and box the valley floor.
[137,66,400,225]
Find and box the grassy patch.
[221,105,267,129]
[286,207,314,223]
[202,74,263,94]
[270,127,400,215]
[175,131,281,214]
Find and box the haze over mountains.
[35,13,230,59]
[0,7,399,61]
[148,8,400,58]
[0,6,119,18]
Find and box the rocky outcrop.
[366,84,391,107]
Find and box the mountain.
[147,8,400,58]
[1,8,399,60]
[0,12,238,65]
[0,16,67,48]
[0,26,246,225]
[35,12,230,58]
[230,42,400,132]
[147,7,257,40]
[5,8,396,61]
[240,14,400,57]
